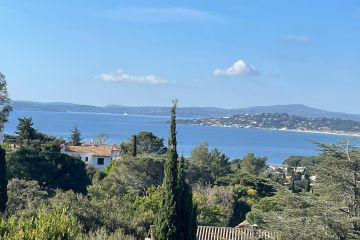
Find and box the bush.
[0,206,81,240]
[6,178,48,217]
[7,149,90,193]
[83,228,135,240]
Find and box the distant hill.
[11,100,360,121]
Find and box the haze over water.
[5,110,356,165]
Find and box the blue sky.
[1,0,359,113]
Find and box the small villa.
[62,144,120,170]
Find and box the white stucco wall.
[62,151,112,171]
[89,155,112,171]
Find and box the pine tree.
[0,146,7,214]
[70,125,82,146]
[153,100,197,240]
[153,100,179,239]
[132,135,137,157]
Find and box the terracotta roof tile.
[65,145,118,156]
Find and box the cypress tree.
[289,178,296,193]
[305,179,311,192]
[132,135,137,157]
[153,100,197,240]
[0,146,7,214]
[177,155,197,240]
[153,100,179,240]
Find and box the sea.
[4,110,358,165]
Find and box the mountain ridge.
[11,100,360,121]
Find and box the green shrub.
[0,206,81,240]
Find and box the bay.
[4,110,356,165]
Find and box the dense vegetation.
[1,75,359,239]
[1,121,360,239]
[180,112,360,135]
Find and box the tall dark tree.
[177,155,197,240]
[153,100,197,240]
[153,100,179,239]
[0,73,12,130]
[132,135,137,157]
[69,125,82,146]
[0,73,11,213]
[289,178,296,193]
[0,147,7,213]
[305,179,311,192]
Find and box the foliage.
[193,185,234,226]
[95,132,108,145]
[112,155,164,196]
[69,125,82,146]
[0,206,82,240]
[15,117,37,143]
[153,101,180,239]
[0,147,7,214]
[49,190,102,231]
[188,142,230,184]
[132,135,137,157]
[239,153,267,176]
[7,149,90,193]
[153,100,197,240]
[176,156,197,240]
[132,187,163,236]
[14,117,64,151]
[6,178,48,217]
[0,72,12,128]
[283,155,321,174]
[120,131,166,155]
[247,190,348,240]
[314,140,360,239]
[83,228,135,240]
[215,172,276,198]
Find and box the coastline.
[192,123,360,137]
[271,128,360,137]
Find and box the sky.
[0,0,359,113]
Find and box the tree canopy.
[69,125,82,146]
[120,131,166,155]
[0,72,12,129]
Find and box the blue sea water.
[4,110,357,165]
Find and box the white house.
[62,144,119,170]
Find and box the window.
[97,158,104,165]
[85,157,88,162]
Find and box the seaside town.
[181,113,360,136]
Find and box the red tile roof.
[65,145,119,156]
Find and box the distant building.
[147,223,278,240]
[62,144,120,170]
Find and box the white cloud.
[213,59,259,77]
[102,7,220,22]
[100,69,168,86]
[284,35,310,42]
